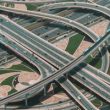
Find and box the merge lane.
[1,24,65,68]
[57,78,98,110]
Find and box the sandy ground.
[0,72,19,98]
[0,71,40,95]
[15,83,28,91]
[0,72,19,83]
[42,93,69,104]
[2,60,22,69]
[18,71,40,83]
[15,71,40,91]
[73,20,110,57]
[54,38,69,51]
[73,40,93,58]
[53,20,110,58]
[90,20,109,36]
[14,4,27,10]
[0,85,12,98]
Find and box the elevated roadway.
[0,2,110,103]
[0,1,110,107]
[0,31,99,109]
[39,1,110,18]
[0,25,110,105]
[0,5,100,41]
[1,0,109,55]
[69,67,110,102]
[2,26,110,108]
[57,77,98,110]
[0,32,98,110]
[0,0,63,4]
[0,2,110,73]
[0,28,99,109]
[0,5,110,84]
[0,34,55,101]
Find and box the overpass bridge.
[0,0,110,109]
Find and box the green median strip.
[1,75,16,86]
[85,54,102,69]
[0,69,17,75]
[9,62,33,72]
[65,34,84,54]
[1,75,17,95]
[8,89,17,95]
[91,99,102,107]
[26,4,42,10]
[21,61,40,73]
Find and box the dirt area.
[3,60,22,69]
[15,83,28,91]
[54,20,109,57]
[18,71,40,83]
[54,38,69,51]
[42,93,69,104]
[90,20,109,36]
[0,85,11,98]
[15,71,40,91]
[73,20,110,57]
[0,72,19,83]
[53,20,109,58]
[14,4,27,10]
[73,40,93,58]
[0,71,40,93]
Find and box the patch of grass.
[85,54,102,69]
[26,4,42,10]
[65,34,84,54]
[0,75,17,95]
[8,89,17,95]
[0,69,17,75]
[0,60,39,75]
[107,67,110,75]
[21,61,40,73]
[91,99,102,107]
[1,76,16,86]
[9,63,32,72]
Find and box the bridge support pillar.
[5,57,7,63]
[4,104,7,110]
[65,73,68,79]
[25,94,29,107]
[44,85,47,96]
[51,83,56,94]
[104,41,109,47]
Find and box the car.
[77,96,81,100]
[82,77,86,80]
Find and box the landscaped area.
[26,4,42,10]
[65,34,84,54]
[85,53,102,69]
[0,61,40,96]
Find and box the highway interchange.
[0,0,110,110]
[1,0,110,73]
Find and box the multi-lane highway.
[0,31,98,109]
[0,32,97,108]
[0,2,110,73]
[0,36,99,110]
[0,5,100,41]
[0,0,62,4]
[39,2,110,18]
[0,34,56,101]
[57,77,98,110]
[1,3,110,85]
[0,17,110,106]
[0,1,110,109]
[1,1,110,72]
